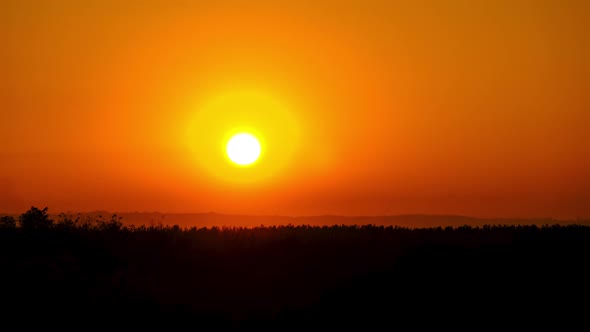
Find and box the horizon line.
[1,209,587,221]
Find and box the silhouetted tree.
[55,212,85,230]
[18,206,53,230]
[0,216,16,229]
[96,214,123,232]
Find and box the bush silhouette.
[96,214,123,231]
[55,212,81,230]
[18,206,53,230]
[0,216,16,229]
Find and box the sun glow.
[226,133,261,166]
[186,90,300,184]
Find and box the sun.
[186,90,300,183]
[226,133,262,166]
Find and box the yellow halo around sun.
[186,90,300,184]
[226,133,261,166]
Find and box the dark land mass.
[113,212,590,228]
[1,210,589,328]
[3,211,587,228]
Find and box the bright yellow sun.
[186,90,300,183]
[226,133,261,166]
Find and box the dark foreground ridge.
[1,207,589,328]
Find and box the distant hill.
[2,210,587,228]
[8,212,582,228]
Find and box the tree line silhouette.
[0,206,123,231]
[1,206,589,328]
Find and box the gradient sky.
[2,0,589,218]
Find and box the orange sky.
[2,0,589,218]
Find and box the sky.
[2,0,589,218]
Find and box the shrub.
[18,206,53,230]
[0,216,16,229]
